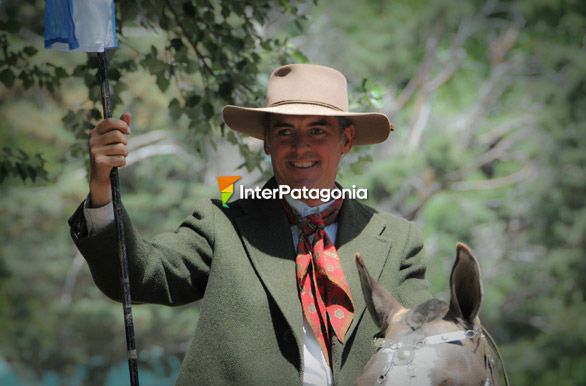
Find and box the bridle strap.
[482,326,510,386]
[373,329,480,349]
[422,329,478,345]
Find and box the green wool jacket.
[68,178,431,386]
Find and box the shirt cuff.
[83,197,115,235]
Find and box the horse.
[354,243,508,386]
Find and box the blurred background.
[1,0,584,385]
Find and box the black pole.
[97,51,140,386]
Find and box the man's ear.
[342,125,355,153]
[263,128,271,155]
[263,140,270,155]
[263,113,272,155]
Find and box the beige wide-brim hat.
[223,64,394,145]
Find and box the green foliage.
[0,32,68,92]
[0,148,47,183]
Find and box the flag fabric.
[45,0,117,52]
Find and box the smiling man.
[69,64,431,385]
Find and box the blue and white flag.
[45,0,117,52]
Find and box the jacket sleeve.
[68,198,215,306]
[394,221,433,308]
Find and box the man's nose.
[291,133,312,150]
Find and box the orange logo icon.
[217,176,241,208]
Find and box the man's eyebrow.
[271,121,294,129]
[308,119,331,127]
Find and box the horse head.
[354,243,500,386]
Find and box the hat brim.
[223,104,394,145]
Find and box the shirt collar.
[284,194,337,218]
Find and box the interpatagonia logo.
[217,176,241,208]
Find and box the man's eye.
[311,127,325,135]
[276,128,291,136]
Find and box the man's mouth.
[289,161,318,169]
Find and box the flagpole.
[97,51,140,386]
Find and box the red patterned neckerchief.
[281,198,354,365]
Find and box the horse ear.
[448,243,483,325]
[356,253,404,331]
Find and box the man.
[69,64,431,385]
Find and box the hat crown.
[266,64,349,112]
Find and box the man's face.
[264,114,355,205]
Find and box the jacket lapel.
[333,199,393,367]
[233,183,304,366]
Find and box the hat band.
[267,100,345,112]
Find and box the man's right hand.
[89,112,132,207]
